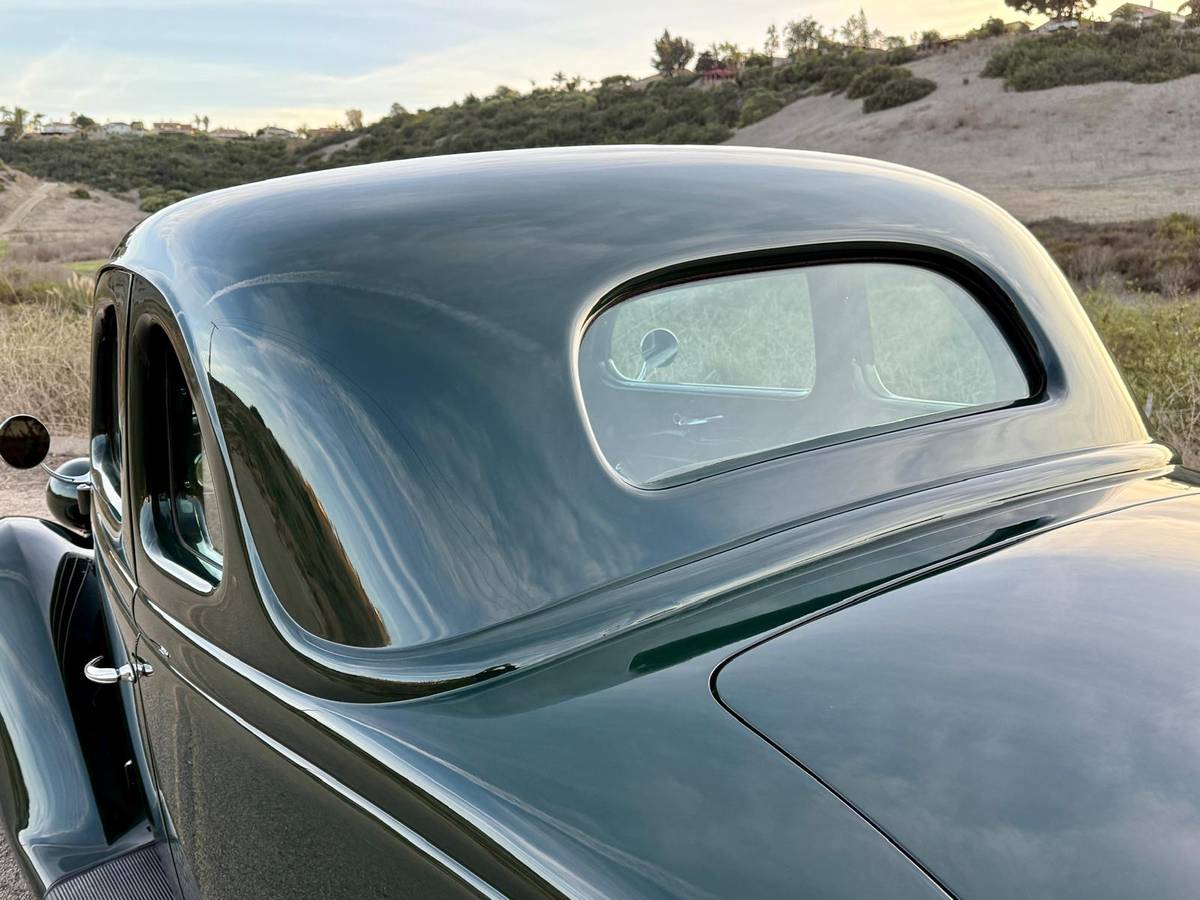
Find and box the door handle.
[84,656,154,684]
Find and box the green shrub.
[884,45,918,65]
[69,186,90,199]
[738,89,786,126]
[847,64,911,99]
[138,189,190,213]
[982,27,1200,91]
[862,76,937,112]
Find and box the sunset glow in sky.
[2,0,1022,131]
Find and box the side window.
[140,325,224,583]
[607,270,816,391]
[92,305,123,516]
[580,261,1032,486]
[864,266,1027,405]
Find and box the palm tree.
[0,106,32,139]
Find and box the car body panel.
[129,469,1199,898]
[716,491,1200,900]
[0,518,153,894]
[1,147,1194,898]
[107,146,1151,693]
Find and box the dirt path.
[0,181,54,236]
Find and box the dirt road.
[0,181,53,236]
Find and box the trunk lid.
[716,494,1200,900]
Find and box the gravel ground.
[0,438,88,900]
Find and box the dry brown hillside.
[0,164,142,262]
[728,37,1200,223]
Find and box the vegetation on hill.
[309,50,929,171]
[983,21,1200,91]
[1,13,937,201]
[0,136,292,198]
[1029,213,1200,297]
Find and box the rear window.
[579,262,1031,486]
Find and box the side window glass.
[580,261,1032,486]
[607,270,816,391]
[864,266,1028,405]
[141,325,223,583]
[92,305,123,516]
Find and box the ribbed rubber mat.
[45,843,174,900]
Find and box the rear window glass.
[579,262,1031,486]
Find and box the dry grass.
[0,277,92,433]
[3,235,115,265]
[1081,288,1200,468]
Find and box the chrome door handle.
[84,656,154,684]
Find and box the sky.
[0,0,1019,131]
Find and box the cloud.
[1,0,1014,130]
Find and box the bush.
[138,189,190,213]
[885,45,919,64]
[862,76,937,112]
[847,64,911,99]
[737,89,786,126]
[69,186,90,199]
[982,27,1200,91]
[1081,290,1200,465]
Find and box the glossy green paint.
[1,148,1196,898]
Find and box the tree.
[764,23,780,57]
[0,106,35,140]
[840,8,885,48]
[694,49,719,73]
[783,16,823,57]
[1003,0,1096,21]
[71,112,96,128]
[651,29,695,76]
[202,114,210,132]
[345,108,364,130]
[715,41,745,69]
[918,29,942,50]
[389,102,409,117]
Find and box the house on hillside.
[306,126,345,139]
[1110,3,1187,25]
[257,126,299,141]
[0,124,7,138]
[153,122,194,135]
[700,67,737,84]
[1034,17,1080,32]
[40,122,79,137]
[210,127,249,140]
[103,122,134,136]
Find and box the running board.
[44,843,175,900]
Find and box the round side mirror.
[637,328,680,381]
[0,415,51,470]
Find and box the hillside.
[0,165,142,266]
[729,37,1200,222]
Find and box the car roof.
[109,147,1151,684]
